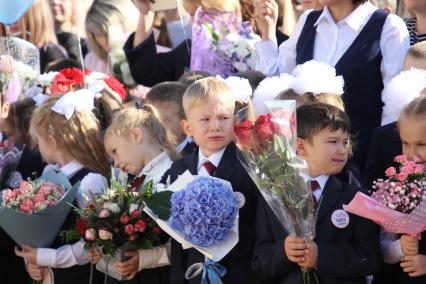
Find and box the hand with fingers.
[87,247,102,264]
[132,0,151,15]
[284,236,309,264]
[26,263,46,281]
[115,250,140,280]
[401,254,426,277]
[254,0,279,40]
[401,234,420,256]
[15,244,38,265]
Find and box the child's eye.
[200,118,209,122]
[112,149,117,154]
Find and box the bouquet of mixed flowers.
[62,171,171,280]
[344,155,426,235]
[144,172,243,283]
[0,37,39,103]
[233,100,318,284]
[0,169,78,247]
[108,26,136,87]
[203,20,260,75]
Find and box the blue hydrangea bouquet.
[144,171,243,261]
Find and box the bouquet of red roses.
[344,155,426,235]
[233,100,317,284]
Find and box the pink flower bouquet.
[0,169,78,247]
[344,155,426,235]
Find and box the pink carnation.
[2,189,16,202]
[415,164,424,174]
[33,193,46,204]
[20,199,34,213]
[394,155,407,163]
[385,167,396,177]
[134,220,146,232]
[398,172,408,181]
[120,214,130,224]
[130,209,140,218]
[125,224,134,235]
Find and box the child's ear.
[181,119,192,136]
[296,137,308,157]
[131,127,143,144]
[1,102,10,118]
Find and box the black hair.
[297,103,350,142]
[45,59,83,73]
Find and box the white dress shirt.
[197,147,227,176]
[37,161,107,269]
[256,2,409,87]
[380,229,404,264]
[301,173,330,202]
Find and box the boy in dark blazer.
[164,77,264,284]
[252,103,382,284]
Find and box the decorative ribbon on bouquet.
[185,259,227,284]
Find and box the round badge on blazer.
[331,209,350,228]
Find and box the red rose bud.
[125,224,134,235]
[254,114,275,142]
[152,227,161,234]
[134,220,146,232]
[130,209,140,218]
[76,218,87,236]
[234,120,258,151]
[120,214,130,224]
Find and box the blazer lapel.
[183,147,199,175]
[316,176,344,223]
[214,144,237,181]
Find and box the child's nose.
[209,119,220,131]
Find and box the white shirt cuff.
[255,39,279,76]
[37,248,57,268]
[138,241,171,271]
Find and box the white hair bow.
[216,75,252,103]
[51,89,97,119]
[382,68,426,125]
[290,60,344,95]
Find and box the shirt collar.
[138,151,171,177]
[60,161,84,177]
[314,2,375,32]
[301,173,330,190]
[176,136,194,153]
[197,147,227,170]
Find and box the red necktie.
[203,161,216,176]
[130,175,146,191]
[310,180,320,209]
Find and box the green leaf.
[140,180,153,197]
[140,238,154,249]
[145,191,173,220]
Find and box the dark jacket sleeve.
[252,198,298,281]
[365,127,385,188]
[124,32,190,86]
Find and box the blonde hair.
[105,105,180,161]
[276,89,345,111]
[201,0,241,15]
[85,0,138,61]
[30,96,110,178]
[0,0,58,47]
[398,96,426,127]
[406,42,426,60]
[182,77,235,115]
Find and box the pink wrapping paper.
[343,192,426,235]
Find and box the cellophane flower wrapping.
[234,100,316,240]
[0,37,39,102]
[344,155,426,235]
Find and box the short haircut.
[405,41,426,60]
[182,77,234,115]
[235,70,266,91]
[398,96,426,128]
[145,82,187,119]
[45,59,83,72]
[277,89,345,111]
[297,103,350,142]
[178,70,211,87]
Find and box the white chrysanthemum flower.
[290,60,344,95]
[381,68,426,125]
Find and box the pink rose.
[38,185,52,196]
[19,181,29,191]
[98,209,110,218]
[385,167,396,177]
[20,199,35,213]
[85,229,96,241]
[33,193,46,204]
[398,172,408,181]
[130,209,140,218]
[120,214,130,224]
[2,189,16,202]
[99,229,113,240]
[134,220,146,232]
[124,224,134,235]
[394,155,407,163]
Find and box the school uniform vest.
[51,168,92,284]
[296,9,389,171]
